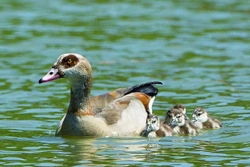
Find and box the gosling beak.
[39,67,61,84]
[146,126,152,132]
[170,121,175,127]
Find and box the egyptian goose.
[164,104,189,124]
[190,107,222,129]
[169,108,198,135]
[39,53,162,137]
[141,114,173,137]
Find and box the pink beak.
[39,67,61,84]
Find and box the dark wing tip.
[124,81,163,96]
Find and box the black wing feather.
[124,81,163,97]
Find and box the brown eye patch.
[61,54,79,68]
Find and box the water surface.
[1,0,250,166]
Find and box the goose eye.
[62,54,79,68]
[152,120,156,124]
[197,113,201,116]
[67,59,72,64]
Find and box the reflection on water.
[1,0,250,166]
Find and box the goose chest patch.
[61,54,79,68]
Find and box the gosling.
[141,114,173,137]
[169,109,198,136]
[190,107,222,129]
[164,104,189,124]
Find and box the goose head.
[39,53,93,113]
[39,53,92,85]
[191,107,208,123]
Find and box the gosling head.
[173,104,189,120]
[169,109,185,127]
[173,104,186,114]
[191,107,208,123]
[146,114,160,132]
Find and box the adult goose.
[39,53,162,137]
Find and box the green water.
[1,0,250,166]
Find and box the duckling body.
[191,107,222,129]
[156,123,173,137]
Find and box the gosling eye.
[152,120,156,124]
[197,113,201,116]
